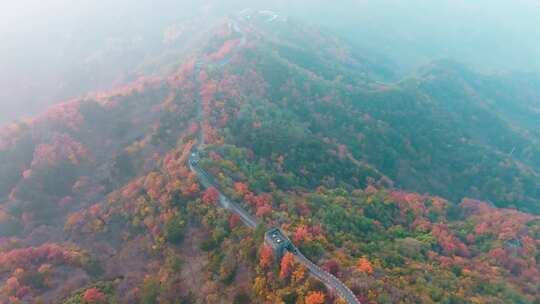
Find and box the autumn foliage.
[228,214,241,229]
[0,17,539,304]
[207,39,240,61]
[202,187,220,205]
[37,100,85,131]
[83,288,107,304]
[0,243,82,271]
[293,225,312,243]
[357,257,373,274]
[279,252,295,280]
[323,260,340,276]
[305,291,325,304]
[234,182,249,195]
[31,133,88,168]
[259,245,274,269]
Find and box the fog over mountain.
[1,2,540,303]
[1,0,540,124]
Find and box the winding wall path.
[187,16,360,304]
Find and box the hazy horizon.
[1,0,540,124]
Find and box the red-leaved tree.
[202,187,220,205]
[83,287,107,304]
[259,245,274,269]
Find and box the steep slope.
[204,17,540,214]
[0,14,538,304]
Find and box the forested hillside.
[213,18,540,214]
[0,14,538,303]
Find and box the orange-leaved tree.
[234,182,249,195]
[358,257,373,274]
[279,252,295,280]
[305,291,325,304]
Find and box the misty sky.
[1,0,540,124]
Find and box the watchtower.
[264,227,292,260]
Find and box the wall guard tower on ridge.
[264,227,294,261]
